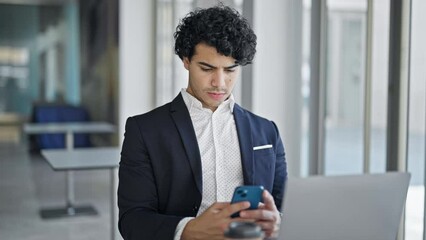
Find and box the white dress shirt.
[174,89,244,239]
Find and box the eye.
[200,67,212,72]
[226,69,236,73]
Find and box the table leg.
[39,131,97,219]
[110,168,116,240]
[66,170,76,215]
[65,132,76,215]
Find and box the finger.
[262,190,278,211]
[240,209,276,221]
[205,202,231,215]
[209,202,230,210]
[220,201,250,218]
[226,218,256,223]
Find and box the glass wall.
[321,0,391,176]
[324,0,367,175]
[0,4,54,115]
[0,3,81,115]
[0,1,118,145]
[405,0,426,239]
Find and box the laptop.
[278,172,411,240]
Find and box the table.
[23,122,116,219]
[42,147,120,240]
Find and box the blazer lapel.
[169,94,203,195]
[233,104,254,185]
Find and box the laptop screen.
[277,172,410,240]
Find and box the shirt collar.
[181,88,235,113]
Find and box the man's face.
[183,43,240,112]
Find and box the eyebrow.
[197,62,239,70]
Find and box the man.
[118,4,287,240]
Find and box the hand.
[239,190,281,238]
[181,201,251,240]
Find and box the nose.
[211,70,226,88]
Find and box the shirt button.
[192,205,198,212]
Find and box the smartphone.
[230,185,264,218]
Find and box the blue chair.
[31,104,92,149]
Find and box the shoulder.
[234,104,281,140]
[125,94,188,132]
[129,93,185,124]
[124,102,173,133]
[234,104,276,127]
[131,102,171,121]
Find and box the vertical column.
[308,0,327,176]
[45,41,57,102]
[284,0,303,177]
[386,0,411,173]
[64,0,81,105]
[387,0,412,239]
[119,0,155,138]
[363,0,374,173]
[241,0,254,110]
[252,0,302,177]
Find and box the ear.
[183,57,190,70]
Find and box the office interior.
[0,0,424,239]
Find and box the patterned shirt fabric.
[174,89,244,239]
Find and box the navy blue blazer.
[118,93,287,240]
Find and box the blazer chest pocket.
[254,149,274,160]
[253,145,274,156]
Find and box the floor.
[0,142,119,240]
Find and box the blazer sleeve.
[271,121,287,212]
[118,117,183,240]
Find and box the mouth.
[207,92,226,100]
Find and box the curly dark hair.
[174,4,257,66]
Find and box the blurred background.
[0,0,424,239]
